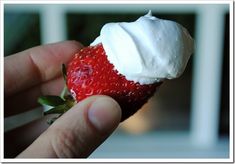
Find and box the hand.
[4,41,121,158]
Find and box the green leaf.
[47,114,62,125]
[47,117,57,125]
[44,104,70,115]
[38,95,65,107]
[62,64,67,81]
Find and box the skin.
[4,40,122,158]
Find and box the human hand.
[4,41,121,158]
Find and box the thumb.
[17,95,121,158]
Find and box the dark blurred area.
[4,13,41,56]
[219,13,229,135]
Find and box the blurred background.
[4,3,230,158]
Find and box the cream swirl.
[91,11,194,84]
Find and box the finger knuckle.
[50,128,80,158]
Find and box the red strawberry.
[38,43,161,123]
[66,43,161,121]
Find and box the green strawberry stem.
[62,64,67,81]
[60,86,68,99]
[37,64,76,124]
[38,95,75,114]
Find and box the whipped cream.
[91,11,194,84]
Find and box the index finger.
[4,40,83,97]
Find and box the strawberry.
[38,43,161,123]
[66,44,161,121]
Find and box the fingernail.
[88,97,121,133]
